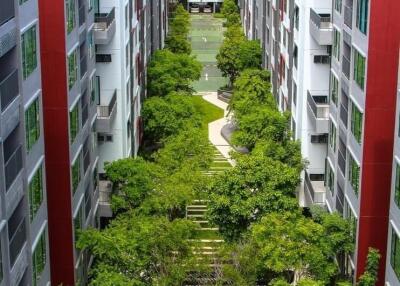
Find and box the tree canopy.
[147,50,202,96]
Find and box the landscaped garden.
[77,1,379,285]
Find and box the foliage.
[104,157,157,213]
[221,0,241,26]
[165,4,191,54]
[77,214,199,286]
[142,92,201,143]
[207,152,300,242]
[358,248,381,286]
[147,50,202,96]
[216,26,262,85]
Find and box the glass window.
[330,74,339,106]
[29,165,44,221]
[329,121,337,151]
[335,0,342,13]
[333,29,341,60]
[391,228,400,280]
[68,49,78,90]
[356,0,368,34]
[344,200,357,244]
[72,152,81,194]
[66,0,76,34]
[349,153,360,195]
[351,102,363,144]
[88,30,95,59]
[21,25,38,79]
[69,103,79,144]
[25,98,40,151]
[325,162,334,194]
[87,0,93,11]
[353,49,366,90]
[395,164,400,208]
[32,231,47,286]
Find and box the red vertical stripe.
[357,0,400,285]
[38,0,75,285]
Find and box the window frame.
[348,153,360,195]
[25,97,41,152]
[353,48,366,90]
[21,25,38,79]
[28,164,44,221]
[32,231,47,286]
[351,102,363,144]
[356,0,369,35]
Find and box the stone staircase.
[184,148,232,285]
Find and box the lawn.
[191,95,224,133]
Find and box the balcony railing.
[94,7,115,31]
[0,69,19,112]
[342,56,351,79]
[9,218,26,267]
[0,0,15,26]
[344,5,353,28]
[307,91,329,119]
[79,5,86,27]
[5,145,23,191]
[97,90,117,118]
[310,8,331,29]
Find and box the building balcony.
[342,55,351,79]
[98,180,112,217]
[307,90,329,133]
[309,8,332,45]
[4,145,23,191]
[96,89,117,132]
[0,69,20,140]
[94,7,116,45]
[0,0,15,26]
[304,171,326,206]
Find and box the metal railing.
[80,56,87,79]
[344,5,353,28]
[94,7,115,30]
[310,8,332,29]
[97,90,117,118]
[307,91,329,119]
[0,69,19,112]
[79,5,86,26]
[0,0,15,26]
[9,218,26,267]
[342,56,351,79]
[5,145,23,191]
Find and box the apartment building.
[0,0,50,285]
[241,0,400,285]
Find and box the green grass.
[194,229,222,240]
[191,96,224,133]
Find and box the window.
[125,5,129,28]
[391,228,400,280]
[344,200,357,244]
[29,165,44,221]
[32,231,47,286]
[88,30,94,59]
[84,185,91,219]
[293,82,297,106]
[330,74,339,106]
[329,121,337,151]
[66,0,76,34]
[353,49,366,90]
[69,103,79,143]
[335,0,342,13]
[19,0,28,4]
[87,0,93,11]
[21,25,38,79]
[92,165,98,191]
[311,134,328,144]
[351,103,363,143]
[394,164,400,208]
[349,154,360,195]
[8,201,26,267]
[68,49,78,89]
[333,29,341,60]
[325,162,334,194]
[71,152,81,194]
[126,44,130,67]
[356,0,368,34]
[25,98,40,151]
[90,76,100,104]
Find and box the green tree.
[358,248,381,286]
[207,153,300,242]
[77,214,199,286]
[221,0,241,26]
[165,4,191,54]
[142,92,200,143]
[147,50,202,96]
[165,34,192,54]
[104,157,157,213]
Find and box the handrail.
[97,90,117,118]
[310,8,331,29]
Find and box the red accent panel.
[38,0,75,285]
[357,0,400,285]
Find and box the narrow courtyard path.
[185,14,235,285]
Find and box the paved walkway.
[199,92,234,165]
